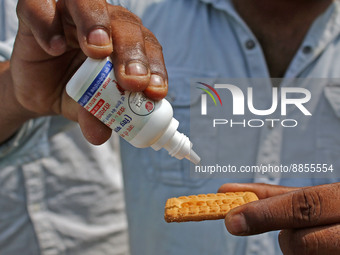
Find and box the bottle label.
[73,60,155,141]
[128,92,155,116]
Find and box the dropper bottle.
[66,57,200,164]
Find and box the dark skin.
[232,0,332,77]
[1,1,339,254]
[0,0,168,144]
[219,183,340,255]
[221,1,340,255]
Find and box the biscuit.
[164,192,258,222]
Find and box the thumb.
[78,108,112,145]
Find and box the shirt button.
[245,39,256,50]
[302,45,312,54]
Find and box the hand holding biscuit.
[165,192,258,222]
[218,182,340,255]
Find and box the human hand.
[8,0,167,144]
[218,183,340,255]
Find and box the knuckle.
[291,188,322,225]
[279,229,319,255]
[295,231,320,255]
[259,203,276,224]
[109,5,142,25]
[113,41,147,59]
[142,27,162,50]
[63,1,111,29]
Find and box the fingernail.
[125,62,148,76]
[150,74,164,87]
[49,35,66,53]
[227,213,248,235]
[87,28,111,46]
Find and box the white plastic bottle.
[66,57,200,164]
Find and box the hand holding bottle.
[0,0,168,144]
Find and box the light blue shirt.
[2,0,340,255]
[0,1,129,254]
[115,0,340,254]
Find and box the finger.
[78,108,112,145]
[279,224,340,255]
[225,183,340,236]
[61,92,111,145]
[142,27,168,101]
[109,6,151,92]
[57,0,113,58]
[218,183,299,199]
[16,0,66,56]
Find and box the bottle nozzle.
[185,149,201,165]
[151,118,201,164]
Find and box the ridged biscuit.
[164,192,258,222]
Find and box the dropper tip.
[185,149,201,165]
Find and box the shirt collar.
[198,0,244,28]
[286,1,340,77]
[198,0,340,78]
